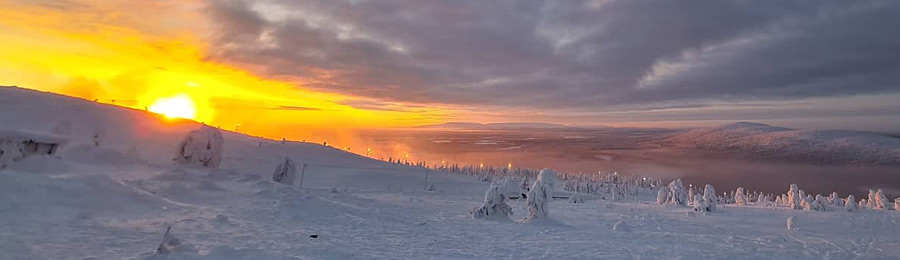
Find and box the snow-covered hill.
[2,86,900,259]
[667,122,900,165]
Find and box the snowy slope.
[667,122,900,165]
[2,87,900,259]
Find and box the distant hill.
[419,122,577,130]
[667,122,900,165]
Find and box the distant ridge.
[419,122,575,130]
[667,122,900,165]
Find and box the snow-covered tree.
[845,195,858,212]
[174,125,224,168]
[666,179,688,206]
[801,194,813,209]
[692,194,706,212]
[272,156,297,185]
[472,182,513,220]
[859,199,867,209]
[805,195,828,211]
[829,192,843,207]
[702,184,717,212]
[657,189,668,205]
[690,184,717,212]
[519,177,530,196]
[872,189,890,210]
[788,184,802,209]
[895,197,900,212]
[866,189,876,209]
[525,169,557,221]
[735,187,748,206]
[688,186,695,204]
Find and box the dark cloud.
[203,0,900,110]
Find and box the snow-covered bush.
[656,189,668,205]
[272,156,297,185]
[735,187,748,206]
[845,195,858,212]
[788,184,801,209]
[787,216,797,230]
[525,169,557,221]
[701,184,716,212]
[666,179,688,206]
[174,125,224,168]
[471,182,513,220]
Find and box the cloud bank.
[204,0,900,113]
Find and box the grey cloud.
[203,0,900,111]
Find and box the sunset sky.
[2,0,900,140]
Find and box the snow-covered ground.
[2,86,900,260]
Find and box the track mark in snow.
[113,178,204,209]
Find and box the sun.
[148,94,197,120]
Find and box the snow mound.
[64,144,142,165]
[140,246,299,260]
[3,155,71,173]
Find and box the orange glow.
[0,0,454,144]
[149,94,197,120]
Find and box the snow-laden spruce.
[174,125,224,168]
[692,194,706,212]
[829,192,843,207]
[666,179,688,206]
[524,168,556,221]
[735,187,748,206]
[788,184,802,209]
[701,184,716,212]
[805,194,828,211]
[871,189,890,210]
[471,182,514,220]
[657,189,668,205]
[845,195,858,212]
[272,156,297,185]
[895,197,900,212]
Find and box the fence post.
[424,169,429,191]
[298,163,307,188]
